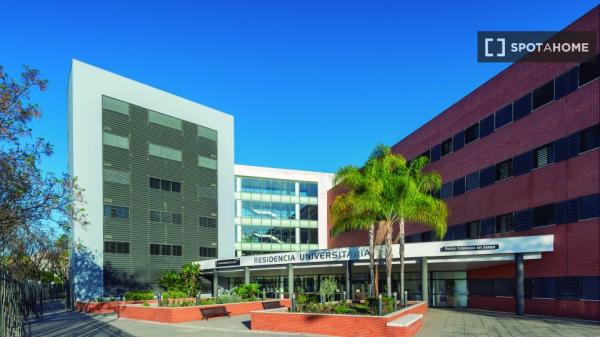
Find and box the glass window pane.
[172,182,181,193]
[198,125,218,140]
[172,213,182,224]
[149,143,182,161]
[104,168,130,185]
[150,210,161,222]
[149,110,182,130]
[198,156,217,170]
[161,180,172,191]
[103,132,129,150]
[102,96,129,115]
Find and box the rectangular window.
[198,125,218,141]
[479,115,494,138]
[513,151,533,176]
[479,165,495,188]
[452,177,465,197]
[161,179,172,191]
[104,241,130,254]
[532,79,554,110]
[579,194,600,220]
[198,155,217,170]
[494,279,514,297]
[494,104,513,129]
[554,67,579,100]
[452,131,465,152]
[480,217,496,237]
[466,220,480,239]
[495,159,513,181]
[102,96,129,115]
[533,143,554,169]
[440,138,452,156]
[440,182,452,199]
[533,204,555,227]
[103,205,129,220]
[199,247,217,257]
[578,54,599,86]
[149,143,182,162]
[464,123,479,144]
[496,213,514,233]
[149,177,161,189]
[161,244,171,256]
[199,216,217,228]
[172,245,182,256]
[533,277,555,298]
[513,93,532,121]
[299,204,318,220]
[514,208,533,232]
[555,277,581,300]
[172,213,182,224]
[465,171,480,192]
[172,181,182,193]
[579,124,599,153]
[150,244,161,255]
[148,110,182,130]
[160,211,172,224]
[430,144,441,162]
[582,277,600,300]
[103,168,130,185]
[469,279,494,296]
[300,182,318,197]
[149,210,161,222]
[103,132,129,150]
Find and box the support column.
[421,257,428,304]
[244,266,250,285]
[515,253,525,315]
[213,269,219,297]
[288,264,294,298]
[345,261,353,300]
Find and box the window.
[494,104,513,129]
[466,220,480,239]
[440,138,452,156]
[533,277,555,298]
[300,182,318,197]
[533,204,555,227]
[149,177,181,193]
[430,144,441,162]
[440,182,452,199]
[464,123,479,144]
[556,200,578,224]
[160,212,172,223]
[512,151,533,176]
[496,213,514,233]
[104,168,130,185]
[579,194,600,220]
[480,217,495,237]
[241,201,296,219]
[240,177,295,195]
[200,247,217,257]
[578,54,599,86]
[199,216,217,228]
[149,143,182,162]
[495,159,513,181]
[555,277,581,300]
[103,205,129,219]
[198,125,218,141]
[453,131,465,151]
[150,210,161,222]
[452,177,465,197]
[104,241,130,254]
[495,279,514,297]
[479,165,495,188]
[554,67,579,100]
[300,204,318,220]
[532,79,554,110]
[172,213,182,224]
[198,155,217,170]
[533,143,554,169]
[172,245,182,256]
[148,110,182,130]
[469,279,494,296]
[465,172,480,192]
[161,244,171,255]
[300,228,318,244]
[579,124,599,153]
[514,209,533,232]
[102,96,129,115]
[582,277,600,300]
[479,115,494,138]
[513,93,532,121]
[150,244,161,255]
[103,132,129,150]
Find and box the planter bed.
[118,299,291,323]
[75,298,198,314]
[251,301,427,337]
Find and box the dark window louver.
[514,209,533,232]
[440,182,453,199]
[566,132,581,158]
[579,54,599,86]
[480,217,496,237]
[579,194,600,220]
[532,79,555,110]
[555,67,579,100]
[199,216,217,227]
[430,144,441,162]
[513,93,532,121]
[555,200,578,224]
[452,224,466,240]
[466,220,480,239]
[496,213,514,233]
[533,204,555,227]
[479,165,496,188]
[495,159,513,181]
[554,138,569,162]
[513,151,533,176]
[494,104,513,129]
[465,171,480,191]
[453,131,465,151]
[533,143,554,169]
[464,123,479,144]
[479,115,494,138]
[441,138,452,156]
[453,177,465,196]
[580,124,600,153]
[555,277,581,300]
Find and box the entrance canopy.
[198,235,554,271]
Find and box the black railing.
[0,270,41,337]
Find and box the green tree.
[180,262,203,297]
[319,276,337,302]
[158,270,183,292]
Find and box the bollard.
[263,289,266,300]
[157,292,162,307]
[393,292,398,311]
[291,293,296,312]
[378,294,382,316]
[343,291,346,302]
[404,290,408,307]
[195,292,200,305]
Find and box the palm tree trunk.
[399,218,405,306]
[385,226,393,298]
[368,223,375,297]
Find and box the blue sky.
[3,0,598,174]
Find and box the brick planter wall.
[251,301,427,337]
[75,300,158,314]
[118,299,291,323]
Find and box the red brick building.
[328,6,599,320]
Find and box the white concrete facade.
[68,60,235,300]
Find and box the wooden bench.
[262,301,283,310]
[386,314,423,328]
[200,306,231,320]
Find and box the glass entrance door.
[430,272,467,308]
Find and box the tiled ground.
[417,308,600,337]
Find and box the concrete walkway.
[417,308,600,337]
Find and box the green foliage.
[124,290,154,301]
[142,301,149,307]
[157,263,203,297]
[296,294,318,306]
[158,270,182,292]
[200,298,216,305]
[233,283,261,300]
[319,277,338,302]
[216,294,242,304]
[163,291,187,299]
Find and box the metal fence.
[0,271,40,337]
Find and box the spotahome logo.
[478,31,597,62]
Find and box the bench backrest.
[201,306,228,316]
[262,301,283,310]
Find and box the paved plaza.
[30,302,600,337]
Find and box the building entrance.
[430,271,467,308]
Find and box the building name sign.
[252,247,372,266]
[440,244,499,252]
[216,258,241,267]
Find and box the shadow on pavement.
[30,306,135,337]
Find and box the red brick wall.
[468,296,600,321]
[251,301,427,337]
[118,300,290,323]
[75,300,158,314]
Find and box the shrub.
[319,277,338,302]
[124,290,154,301]
[158,270,183,292]
[163,291,187,299]
[233,283,261,300]
[200,298,216,305]
[216,294,242,304]
[142,301,149,307]
[366,296,396,315]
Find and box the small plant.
[216,294,242,304]
[124,290,154,301]
[319,277,338,302]
[233,283,261,300]
[142,301,150,307]
[163,291,187,299]
[200,298,216,305]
